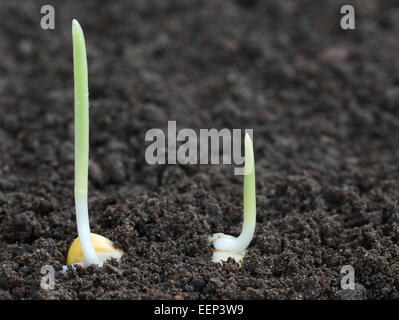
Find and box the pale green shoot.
[209,133,256,264]
[72,19,100,266]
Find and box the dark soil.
[1,0,399,300]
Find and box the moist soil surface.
[1,0,399,300]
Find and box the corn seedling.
[66,20,123,267]
[209,133,256,264]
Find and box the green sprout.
[209,133,256,264]
[66,19,122,267]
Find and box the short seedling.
[209,133,256,264]
[66,20,123,267]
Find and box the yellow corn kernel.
[66,233,123,266]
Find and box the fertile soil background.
[0,0,399,299]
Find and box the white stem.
[75,192,101,265]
